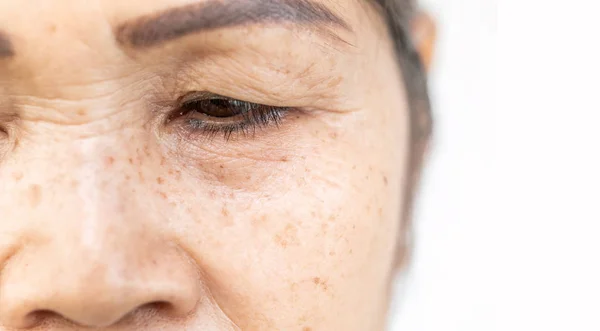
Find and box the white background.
[391,0,600,330]
[389,0,498,329]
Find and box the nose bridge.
[18,134,146,243]
[0,136,201,328]
[18,132,162,264]
[70,136,142,251]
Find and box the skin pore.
[0,0,434,330]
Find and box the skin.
[0,0,435,330]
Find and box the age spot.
[104,156,115,167]
[221,206,229,217]
[312,277,329,292]
[28,184,42,208]
[12,172,23,182]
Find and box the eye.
[167,92,290,140]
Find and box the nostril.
[114,301,186,326]
[22,301,178,328]
[23,309,77,328]
[134,301,175,316]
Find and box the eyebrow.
[115,0,351,48]
[0,31,14,58]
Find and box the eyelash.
[168,93,290,141]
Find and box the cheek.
[165,105,408,327]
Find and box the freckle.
[245,175,251,180]
[144,145,150,156]
[303,327,312,331]
[105,156,114,167]
[138,172,145,182]
[12,172,23,181]
[28,184,42,208]
[280,156,288,162]
[47,24,57,33]
[157,177,164,185]
[329,132,338,139]
[221,206,229,217]
[219,164,224,169]
[128,158,134,165]
[328,215,335,221]
[125,175,131,180]
[76,108,86,116]
[378,207,383,216]
[70,179,79,188]
[383,175,389,186]
[159,192,167,200]
[311,211,316,217]
[252,215,267,226]
[274,234,288,248]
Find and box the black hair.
[373,0,432,266]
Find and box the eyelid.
[178,91,220,104]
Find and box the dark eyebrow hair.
[0,31,14,58]
[115,0,351,48]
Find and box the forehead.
[0,0,385,66]
[0,0,367,29]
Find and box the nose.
[0,237,201,329]
[0,141,201,329]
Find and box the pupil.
[205,99,235,118]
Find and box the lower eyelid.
[166,106,289,142]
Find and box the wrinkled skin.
[0,0,418,330]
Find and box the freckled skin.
[0,0,425,331]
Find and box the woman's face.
[0,0,412,330]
